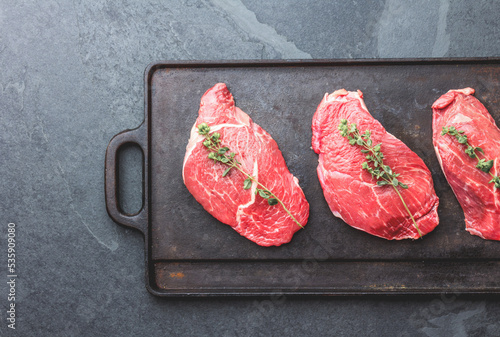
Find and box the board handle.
[105,123,148,234]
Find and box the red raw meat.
[312,89,439,240]
[183,83,309,246]
[432,88,500,240]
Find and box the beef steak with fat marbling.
[432,88,500,240]
[312,89,439,240]
[183,83,309,246]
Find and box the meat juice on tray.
[312,89,440,240]
[433,88,500,240]
[183,83,309,247]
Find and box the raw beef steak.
[183,83,309,246]
[312,89,439,240]
[432,88,500,240]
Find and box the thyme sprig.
[338,119,422,238]
[441,126,500,188]
[197,122,303,228]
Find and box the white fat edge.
[448,88,475,96]
[434,144,456,194]
[182,122,203,182]
[331,209,343,219]
[434,145,445,172]
[450,113,473,124]
[324,89,369,114]
[236,160,258,223]
[352,90,369,113]
[234,107,251,126]
[324,89,349,103]
[182,122,247,181]
[434,142,468,209]
[466,227,486,239]
[317,164,345,221]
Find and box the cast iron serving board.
[105,58,500,297]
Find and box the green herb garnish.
[197,122,303,228]
[441,126,500,188]
[338,119,422,238]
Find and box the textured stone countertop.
[1,1,499,336]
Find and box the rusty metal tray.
[105,58,500,297]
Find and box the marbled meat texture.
[183,83,309,246]
[312,89,439,240]
[432,88,500,240]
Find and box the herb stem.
[392,185,423,238]
[232,165,304,229]
[364,143,421,236]
[338,119,422,238]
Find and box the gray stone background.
[1,0,499,336]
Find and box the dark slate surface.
[1,0,499,336]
